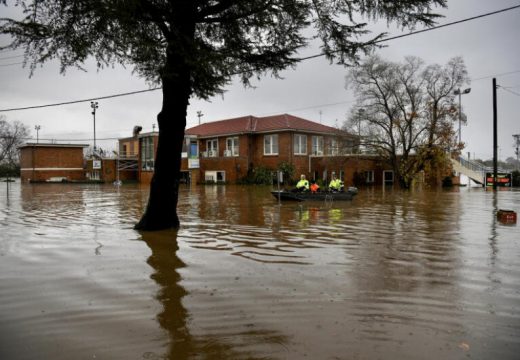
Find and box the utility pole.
[492,78,498,191]
[513,134,520,171]
[454,87,471,145]
[34,125,41,143]
[90,101,99,152]
[197,111,203,125]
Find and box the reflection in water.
[140,229,290,359]
[0,183,519,359]
[140,230,192,359]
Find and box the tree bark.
[135,10,195,231]
[134,77,190,230]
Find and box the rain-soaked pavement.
[0,181,519,359]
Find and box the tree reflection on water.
[140,230,290,359]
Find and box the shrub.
[442,176,453,187]
[277,161,295,184]
[512,170,520,187]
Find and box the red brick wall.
[312,156,391,187]
[140,170,154,184]
[20,146,86,182]
[84,159,137,183]
[20,169,86,182]
[198,156,249,182]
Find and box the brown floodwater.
[0,181,519,359]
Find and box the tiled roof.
[186,114,344,137]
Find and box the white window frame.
[226,137,239,157]
[207,139,218,157]
[312,136,324,155]
[329,138,339,156]
[383,170,394,185]
[141,136,155,171]
[365,170,375,184]
[264,134,279,155]
[205,170,226,183]
[294,134,307,155]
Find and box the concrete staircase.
[450,156,486,185]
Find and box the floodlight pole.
[454,88,471,145]
[90,101,99,152]
[34,125,41,143]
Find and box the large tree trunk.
[134,76,190,230]
[135,11,195,230]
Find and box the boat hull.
[271,189,357,202]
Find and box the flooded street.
[0,182,519,359]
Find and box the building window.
[329,138,339,156]
[205,170,225,183]
[264,134,278,155]
[141,137,154,170]
[207,139,218,157]
[344,139,355,154]
[189,141,198,158]
[383,170,394,185]
[312,136,324,155]
[294,134,307,155]
[365,170,374,184]
[226,137,239,157]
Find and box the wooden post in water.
[492,78,498,191]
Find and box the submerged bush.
[442,176,453,187]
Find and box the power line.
[0,54,24,61]
[0,61,24,67]
[1,4,519,113]
[258,99,356,117]
[0,87,161,112]
[499,86,520,97]
[471,70,520,82]
[296,4,520,62]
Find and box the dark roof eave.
[18,143,90,149]
[192,129,353,138]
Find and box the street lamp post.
[90,101,99,152]
[34,125,41,143]
[454,88,471,145]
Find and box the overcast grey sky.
[1,0,519,160]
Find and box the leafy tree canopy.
[2,0,446,96]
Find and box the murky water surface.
[0,182,519,359]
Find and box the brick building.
[19,143,89,182]
[182,114,360,184]
[125,114,405,187]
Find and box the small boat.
[271,187,358,202]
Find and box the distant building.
[19,143,89,182]
[181,114,359,184]
[121,114,411,187]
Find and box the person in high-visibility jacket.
[296,174,309,192]
[329,174,343,192]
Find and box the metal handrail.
[457,155,511,175]
[457,156,486,174]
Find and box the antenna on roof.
[197,111,204,125]
[319,110,322,124]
